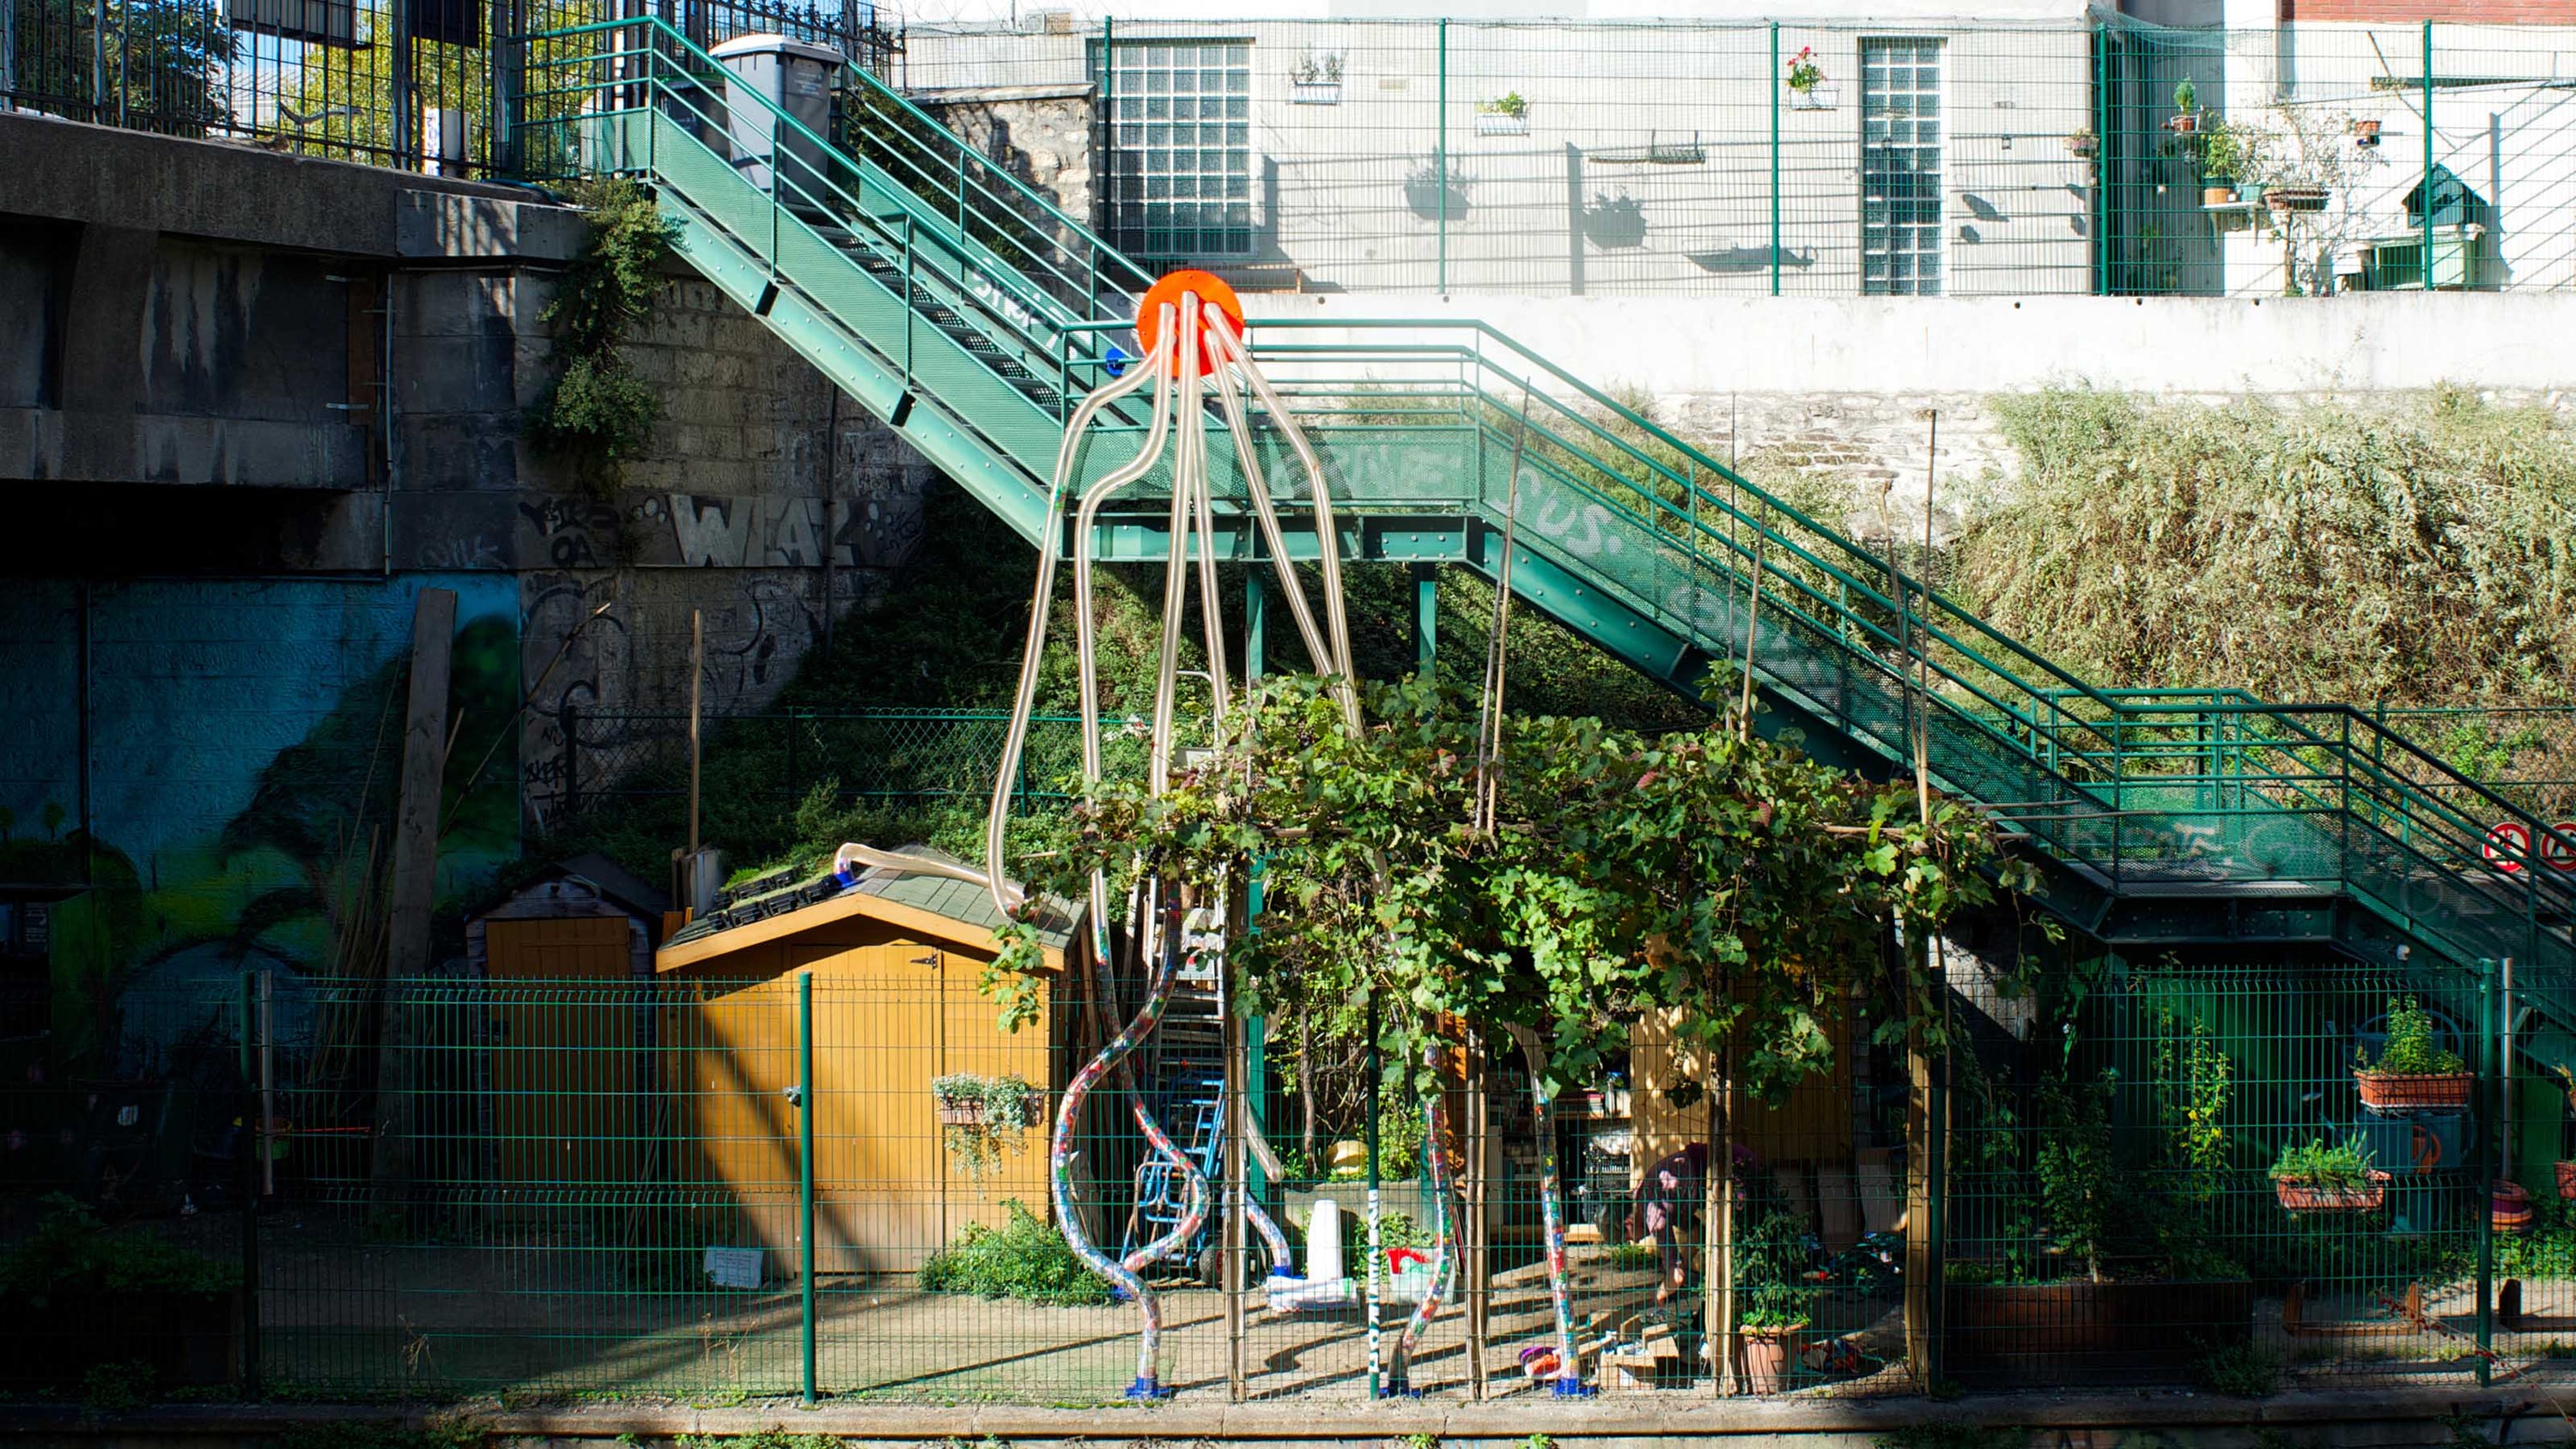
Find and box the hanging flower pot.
[2066,129,2099,160]
[2354,1068,2470,1109]
[2266,186,2330,215]
[2274,1169,2391,1213]
[2352,118,2382,145]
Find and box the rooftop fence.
[896,15,2575,297]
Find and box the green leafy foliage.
[920,1199,1116,1306]
[80,1360,155,1411]
[1003,673,2020,1106]
[932,1071,1042,1178]
[0,1197,242,1297]
[527,178,679,490]
[2361,997,2464,1076]
[2196,1341,2280,1397]
[2268,1136,2376,1192]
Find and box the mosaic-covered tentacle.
[1387,1079,1460,1396]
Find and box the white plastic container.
[1306,1195,1344,1282]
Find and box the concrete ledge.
[3,1384,2568,1445]
[0,112,574,260]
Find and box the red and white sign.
[2546,823,2576,873]
[2485,821,2532,874]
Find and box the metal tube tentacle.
[1387,1066,1461,1396]
[981,326,1172,916]
[1205,312,1360,728]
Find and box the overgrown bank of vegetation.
[1948,386,2576,706]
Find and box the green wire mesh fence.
[4,950,2571,1404]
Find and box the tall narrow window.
[1105,41,1255,260]
[1860,38,1943,296]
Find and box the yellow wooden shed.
[653,846,1078,1277]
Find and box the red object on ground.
[1137,269,1246,377]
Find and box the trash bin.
[710,32,843,198]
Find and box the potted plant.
[1944,1076,2254,1386]
[2354,998,2470,1110]
[1289,47,1344,106]
[2198,121,2245,207]
[2494,1179,2535,1233]
[2270,1136,2390,1212]
[2169,78,2199,134]
[1474,92,1529,137]
[1582,191,1648,250]
[2065,126,2099,161]
[2351,117,2382,146]
[1739,1285,1812,1393]
[1785,45,1826,108]
[933,1071,1046,1179]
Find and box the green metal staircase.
[523,21,2576,1060]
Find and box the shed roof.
[654,845,1075,973]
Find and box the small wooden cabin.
[653,846,1075,1276]
[1628,1005,1905,1250]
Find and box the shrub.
[2362,998,2464,1076]
[0,1196,241,1297]
[920,1199,1115,1306]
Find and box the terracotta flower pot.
[2555,1160,2576,1200]
[2354,1069,2471,1109]
[2494,1179,2535,1233]
[936,1100,985,1126]
[2202,185,2239,207]
[2275,1170,2391,1213]
[2168,112,2199,134]
[1740,1324,1807,1394]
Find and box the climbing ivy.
[526,178,679,491]
[994,673,2032,1102]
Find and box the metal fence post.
[236,970,261,1397]
[2092,22,2109,295]
[2422,21,2436,293]
[1437,19,1449,294]
[2477,955,2495,1386]
[799,970,818,1405]
[1769,21,1781,298]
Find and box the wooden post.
[1225,993,1249,1401]
[1902,930,1945,1386]
[372,586,455,1218]
[1708,1034,1736,1394]
[688,609,705,857]
[1466,1030,1490,1398]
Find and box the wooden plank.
[370,586,454,1216]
